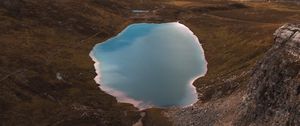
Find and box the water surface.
[132,10,149,13]
[90,22,207,109]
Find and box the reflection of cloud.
[100,85,153,110]
[101,72,127,86]
[100,63,119,72]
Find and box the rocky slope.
[235,24,300,126]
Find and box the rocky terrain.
[0,0,300,126]
[235,24,300,126]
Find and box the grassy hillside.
[1,0,300,126]
[0,0,140,125]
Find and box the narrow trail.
[0,69,24,82]
[132,112,146,126]
[201,13,281,25]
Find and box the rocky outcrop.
[235,24,300,125]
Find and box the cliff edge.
[236,24,300,125]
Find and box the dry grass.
[1,0,300,125]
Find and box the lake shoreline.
[90,22,207,110]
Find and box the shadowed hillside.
[0,0,140,125]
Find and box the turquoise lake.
[90,22,207,110]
